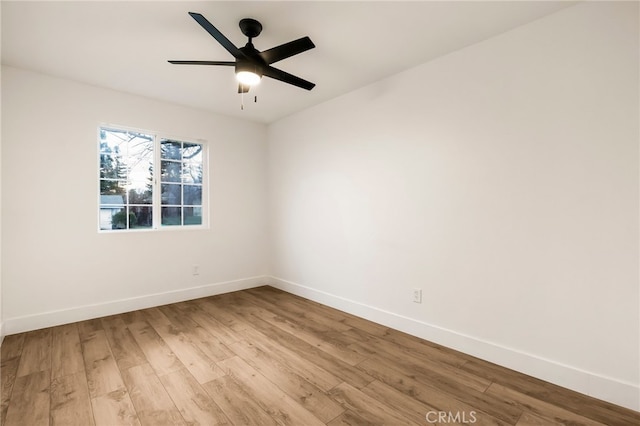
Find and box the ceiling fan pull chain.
[241,91,244,110]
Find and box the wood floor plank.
[244,315,376,389]
[362,379,509,426]
[356,356,517,425]
[101,315,148,371]
[119,309,149,325]
[160,368,231,425]
[91,389,141,426]
[533,384,640,426]
[361,379,439,425]
[197,297,254,332]
[248,287,390,337]
[365,348,491,396]
[4,370,50,426]
[77,319,105,341]
[50,371,95,426]
[186,306,242,347]
[0,333,25,360]
[362,354,519,423]
[486,383,608,426]
[464,358,640,425]
[121,363,186,426]
[238,289,351,333]
[16,328,52,377]
[144,307,225,384]
[81,329,126,398]
[328,382,424,425]
[231,300,368,366]
[0,356,20,425]
[158,304,235,361]
[127,320,183,376]
[237,325,343,392]
[460,357,567,401]
[51,323,85,379]
[375,326,472,368]
[346,326,492,392]
[229,338,345,422]
[218,356,326,426]
[203,375,278,426]
[249,287,369,332]
[326,409,374,426]
[515,411,565,425]
[240,316,375,389]
[325,309,390,338]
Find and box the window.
[99,126,206,231]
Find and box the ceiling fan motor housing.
[239,18,263,39]
[237,44,267,77]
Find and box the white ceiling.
[2,1,577,124]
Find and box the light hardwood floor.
[1,286,638,425]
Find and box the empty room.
[1,1,639,425]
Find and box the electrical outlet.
[413,288,422,303]
[192,265,200,276]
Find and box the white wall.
[1,66,270,333]
[267,1,639,410]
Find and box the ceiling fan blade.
[259,36,315,64]
[168,60,235,66]
[238,83,251,94]
[264,65,315,90]
[188,12,243,59]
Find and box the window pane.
[129,183,152,204]
[162,207,181,226]
[99,140,115,155]
[128,150,152,183]
[183,143,202,161]
[161,184,182,205]
[100,183,126,198]
[100,206,126,230]
[182,163,203,184]
[161,161,181,183]
[161,140,182,160]
[100,127,155,231]
[130,206,153,229]
[100,128,153,160]
[99,132,124,155]
[183,185,202,205]
[184,207,202,225]
[100,155,123,179]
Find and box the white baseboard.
[3,275,269,336]
[268,276,640,412]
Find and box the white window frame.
[98,124,209,232]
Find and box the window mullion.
[153,134,162,229]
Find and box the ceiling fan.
[169,12,316,94]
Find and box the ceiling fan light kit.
[236,70,262,86]
[169,12,315,102]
